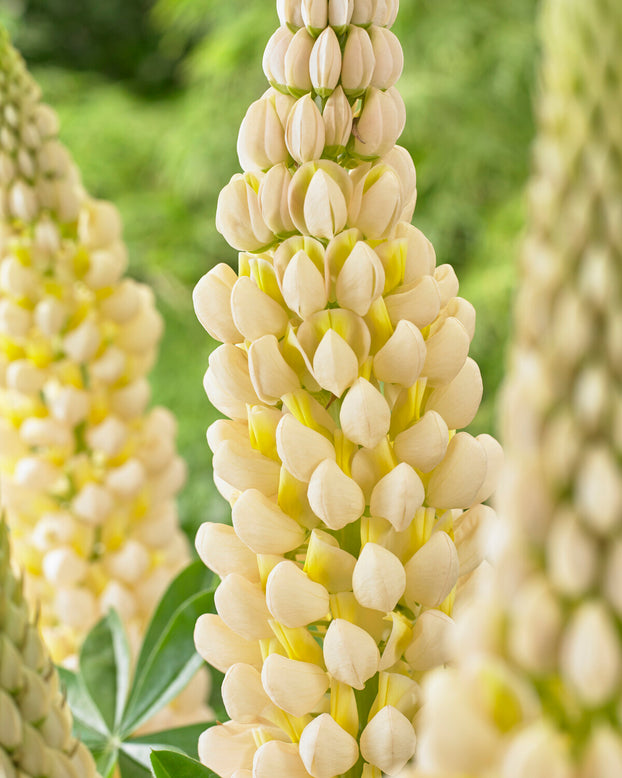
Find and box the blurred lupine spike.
[0,26,194,688]
[193,1,502,776]
[414,0,622,776]
[0,519,101,778]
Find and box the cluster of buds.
[194,2,502,776]
[0,29,190,666]
[0,521,100,778]
[416,0,622,776]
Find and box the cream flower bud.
[208,343,259,407]
[342,26,375,96]
[259,163,296,236]
[603,538,622,616]
[560,601,621,707]
[286,94,326,164]
[304,529,357,592]
[508,576,562,674]
[237,96,289,172]
[281,249,328,318]
[62,318,100,362]
[453,504,495,576]
[289,161,351,239]
[266,560,330,626]
[310,27,341,97]
[422,316,470,386]
[78,200,122,248]
[0,298,31,336]
[34,296,66,336]
[254,741,312,778]
[404,531,459,609]
[277,0,303,28]
[312,329,360,397]
[426,432,488,509]
[575,446,622,535]
[336,241,385,316]
[262,653,329,717]
[198,721,259,778]
[72,483,114,525]
[301,0,328,31]
[350,164,403,238]
[216,173,274,252]
[323,618,380,689]
[285,28,315,95]
[501,723,573,778]
[353,87,404,159]
[352,542,406,612]
[42,547,88,587]
[263,26,294,88]
[546,510,598,597]
[360,705,416,775]
[55,587,98,630]
[386,275,441,329]
[215,574,273,640]
[231,276,289,341]
[195,522,260,583]
[340,377,390,448]
[276,413,336,482]
[405,608,454,671]
[373,319,426,386]
[394,411,449,473]
[369,463,425,531]
[425,357,483,430]
[9,179,37,221]
[581,727,622,778]
[307,458,365,529]
[472,433,503,505]
[213,439,281,497]
[195,613,263,673]
[222,663,274,724]
[323,87,353,150]
[299,713,359,778]
[90,346,126,384]
[232,488,306,554]
[248,334,300,404]
[329,0,354,28]
[369,26,403,89]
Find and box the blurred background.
[0,0,539,544]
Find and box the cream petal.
[323,619,380,690]
[254,741,312,778]
[232,489,306,554]
[276,413,336,482]
[248,334,301,405]
[393,410,448,473]
[213,440,281,497]
[425,357,483,430]
[231,276,289,341]
[281,249,328,318]
[369,462,424,531]
[286,94,326,165]
[471,433,504,504]
[266,561,330,627]
[312,329,359,398]
[422,317,470,386]
[195,523,259,582]
[373,319,426,387]
[404,532,459,609]
[261,653,329,717]
[198,722,258,778]
[304,529,357,593]
[404,609,455,671]
[215,574,273,640]
[453,504,496,577]
[193,264,241,343]
[299,714,359,778]
[360,705,416,775]
[194,614,262,673]
[340,378,391,449]
[309,27,341,97]
[222,663,274,724]
[426,432,488,509]
[307,459,365,530]
[352,542,406,612]
[335,241,385,316]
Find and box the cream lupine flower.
[415,1,622,777]
[0,30,191,670]
[0,521,101,778]
[194,2,501,776]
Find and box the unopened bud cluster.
[0,521,100,778]
[0,30,189,665]
[416,1,622,776]
[194,2,501,776]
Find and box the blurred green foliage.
[2,0,539,542]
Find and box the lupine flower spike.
[0,519,101,778]
[415,1,622,776]
[193,1,501,776]
[0,28,190,668]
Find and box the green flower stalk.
[0,29,191,669]
[416,0,622,776]
[193,1,502,776]
[0,520,100,778]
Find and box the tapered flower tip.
[222,663,274,724]
[281,249,328,319]
[404,531,459,609]
[309,26,341,97]
[307,458,365,530]
[394,410,449,474]
[212,438,281,497]
[500,722,573,778]
[426,432,488,509]
[261,653,329,717]
[353,542,406,613]
[254,741,313,778]
[237,95,288,173]
[207,343,259,409]
[425,357,483,430]
[581,726,622,778]
[216,173,274,252]
[195,519,259,584]
[232,488,306,554]
[299,713,359,778]
[360,705,416,775]
[373,319,426,387]
[353,86,405,159]
[335,241,385,316]
[194,613,262,673]
[508,576,562,674]
[340,377,391,449]
[312,328,360,398]
[453,504,496,576]
[266,560,330,627]
[323,618,380,689]
[341,25,375,96]
[198,721,258,778]
[304,528,357,592]
[289,161,350,239]
[369,462,425,531]
[276,413,336,482]
[422,316,469,387]
[248,334,300,404]
[547,510,598,598]
[323,86,354,149]
[385,275,441,330]
[472,433,504,505]
[286,94,326,165]
[231,276,289,341]
[404,609,455,671]
[215,574,273,640]
[350,164,402,239]
[575,446,622,535]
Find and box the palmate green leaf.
[118,750,154,778]
[120,562,217,734]
[150,750,217,778]
[79,608,131,732]
[58,666,109,741]
[92,745,120,778]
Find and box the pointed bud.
[258,163,296,237]
[311,329,359,397]
[360,705,416,775]
[404,531,459,608]
[299,713,359,778]
[284,28,314,95]
[353,87,404,159]
[581,727,622,778]
[277,0,303,28]
[323,87,353,150]
[309,27,341,97]
[196,521,259,582]
[422,317,470,386]
[471,433,503,505]
[349,164,402,238]
[232,489,306,554]
[289,162,351,239]
[198,721,258,777]
[352,542,405,612]
[215,574,273,640]
[216,173,274,251]
[369,462,424,531]
[71,483,113,525]
[454,504,495,576]
[262,653,329,717]
[281,249,328,318]
[336,242,385,316]
[307,458,364,529]
[195,613,262,673]
[249,335,301,404]
[501,723,573,778]
[254,741,312,778]
[304,529,357,592]
[207,343,259,406]
[340,378,390,448]
[276,413,336,482]
[508,576,562,675]
[323,618,380,689]
[263,26,294,88]
[286,94,326,165]
[266,560,330,627]
[426,432,488,509]
[373,320,426,387]
[341,26,375,96]
[369,26,403,89]
[237,96,289,172]
[575,446,622,535]
[405,608,454,672]
[222,663,274,724]
[394,411,449,473]
[425,357,483,430]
